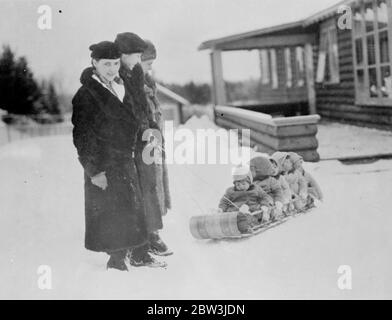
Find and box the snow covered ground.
[317,120,392,160]
[0,116,391,299]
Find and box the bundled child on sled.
[272,151,323,209]
[217,152,323,235]
[218,165,274,233]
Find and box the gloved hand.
[239,204,250,214]
[275,201,283,211]
[274,201,284,218]
[299,192,308,201]
[261,206,270,223]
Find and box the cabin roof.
[198,20,305,50]
[199,0,359,51]
[303,0,354,26]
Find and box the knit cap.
[89,41,121,60]
[271,152,290,172]
[288,152,303,165]
[114,32,147,54]
[269,157,279,172]
[232,165,253,184]
[248,156,275,179]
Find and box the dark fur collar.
[79,67,136,124]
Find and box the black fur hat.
[89,41,121,60]
[115,32,147,54]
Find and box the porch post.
[210,49,227,105]
[304,43,317,114]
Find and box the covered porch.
[199,21,318,116]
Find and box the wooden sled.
[189,204,315,241]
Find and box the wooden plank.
[319,103,392,114]
[387,0,392,102]
[319,108,392,124]
[273,114,321,126]
[222,115,278,137]
[277,136,319,150]
[295,150,320,162]
[276,124,318,138]
[305,43,317,114]
[216,117,319,151]
[373,0,383,98]
[215,105,275,125]
[215,34,317,51]
[215,106,321,161]
[210,50,226,105]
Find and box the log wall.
[215,105,321,162]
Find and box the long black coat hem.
[85,239,150,254]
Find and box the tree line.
[161,78,261,106]
[0,44,262,125]
[0,45,62,124]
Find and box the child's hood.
[271,151,290,173]
[248,156,275,181]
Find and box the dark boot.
[129,243,167,268]
[106,250,128,271]
[149,232,173,256]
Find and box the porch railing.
[214,105,321,162]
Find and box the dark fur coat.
[120,64,171,233]
[72,67,148,252]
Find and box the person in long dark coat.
[140,40,172,256]
[115,33,172,260]
[71,41,165,271]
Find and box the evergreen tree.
[0,45,16,112]
[0,45,42,115]
[39,79,61,116]
[47,81,60,115]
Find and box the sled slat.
[189,212,241,240]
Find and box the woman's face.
[92,58,120,82]
[141,59,154,74]
[121,53,142,70]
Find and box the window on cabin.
[316,20,340,84]
[259,49,270,85]
[353,0,392,104]
[284,48,293,88]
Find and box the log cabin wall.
[315,16,392,130]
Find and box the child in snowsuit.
[288,152,323,206]
[269,157,292,214]
[219,165,273,213]
[248,156,285,219]
[218,165,273,232]
[272,152,308,211]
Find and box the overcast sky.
[0,0,339,93]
